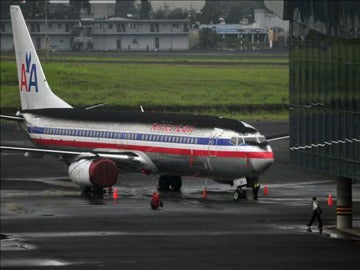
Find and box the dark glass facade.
[285,1,360,179]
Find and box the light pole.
[45,0,49,62]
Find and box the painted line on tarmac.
[1,259,69,268]
[7,230,289,239]
[266,180,336,188]
[1,177,74,188]
[275,224,348,240]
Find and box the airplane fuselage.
[21,109,274,181]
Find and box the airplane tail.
[10,5,72,110]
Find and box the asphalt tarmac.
[1,121,359,270]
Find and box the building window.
[58,23,62,29]
[155,37,159,49]
[1,23,5,32]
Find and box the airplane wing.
[0,114,24,122]
[267,135,289,142]
[0,145,158,174]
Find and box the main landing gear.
[80,186,105,199]
[157,175,182,192]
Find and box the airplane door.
[208,128,224,158]
[208,136,218,157]
[207,128,224,171]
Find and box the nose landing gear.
[233,177,260,201]
[233,188,247,201]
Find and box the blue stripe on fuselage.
[27,125,244,146]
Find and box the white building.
[1,19,77,51]
[199,8,289,49]
[1,18,190,51]
[253,8,289,33]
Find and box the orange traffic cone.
[327,194,333,206]
[263,185,269,196]
[112,188,119,200]
[202,187,207,199]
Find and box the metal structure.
[284,1,360,180]
[275,0,360,229]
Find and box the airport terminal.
[278,0,359,229]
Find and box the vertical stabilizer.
[10,5,72,110]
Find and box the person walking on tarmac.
[253,183,260,200]
[307,197,323,233]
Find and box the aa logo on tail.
[20,52,38,92]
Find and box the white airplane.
[1,6,280,200]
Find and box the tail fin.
[10,5,72,110]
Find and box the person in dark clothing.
[307,197,323,233]
[253,183,260,200]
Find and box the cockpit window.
[244,137,258,144]
[230,137,244,145]
[231,137,238,145]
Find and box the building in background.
[199,8,289,49]
[1,0,190,51]
[1,18,189,51]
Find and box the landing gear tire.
[92,187,104,199]
[158,175,182,192]
[81,186,92,197]
[158,175,171,191]
[233,189,246,201]
[233,190,240,201]
[81,186,104,199]
[170,176,182,192]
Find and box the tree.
[153,5,189,20]
[198,0,264,24]
[1,0,48,19]
[199,28,219,49]
[69,0,91,19]
[49,4,72,19]
[1,1,23,19]
[198,1,223,24]
[115,0,136,17]
[139,0,152,19]
[226,6,244,24]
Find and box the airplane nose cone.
[248,151,274,173]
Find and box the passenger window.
[257,136,266,143]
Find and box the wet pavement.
[1,122,359,269]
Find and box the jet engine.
[68,158,118,187]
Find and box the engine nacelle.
[68,158,118,187]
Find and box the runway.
[1,121,359,269]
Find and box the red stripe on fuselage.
[32,138,274,159]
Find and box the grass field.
[0,52,289,120]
